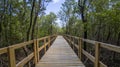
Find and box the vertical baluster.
[36,39,39,62]
[44,38,46,53]
[95,42,100,67]
[71,36,72,47]
[78,38,82,60]
[8,46,16,67]
[73,37,74,50]
[48,36,51,48]
[34,39,37,65]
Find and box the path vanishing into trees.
[36,36,85,67]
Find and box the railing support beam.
[95,42,100,67]
[73,37,74,50]
[8,46,16,67]
[34,39,38,65]
[48,36,51,47]
[78,38,82,60]
[44,38,46,53]
[36,39,39,62]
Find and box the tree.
[78,0,88,50]
[58,0,77,34]
[38,12,57,36]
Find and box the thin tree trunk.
[31,0,41,40]
[27,0,36,41]
[31,12,38,40]
[106,27,111,41]
[26,1,36,66]
[81,7,87,50]
[78,0,87,50]
[113,32,120,63]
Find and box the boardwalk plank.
[36,36,85,67]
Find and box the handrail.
[0,35,57,67]
[64,35,120,67]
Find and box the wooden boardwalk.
[36,36,85,67]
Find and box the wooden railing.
[64,35,120,67]
[0,35,57,67]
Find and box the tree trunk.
[31,12,38,40]
[27,0,36,41]
[81,6,87,50]
[0,22,2,45]
[26,0,36,66]
[78,0,87,50]
[31,0,41,40]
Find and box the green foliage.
[37,12,57,37]
[59,0,120,66]
[58,0,78,34]
[0,0,55,48]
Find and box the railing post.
[73,37,74,50]
[67,36,69,44]
[78,38,82,60]
[44,38,46,53]
[8,46,16,67]
[95,42,100,67]
[34,39,37,65]
[36,39,39,62]
[48,36,51,48]
[70,37,72,47]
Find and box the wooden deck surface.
[36,36,85,67]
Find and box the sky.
[45,0,65,27]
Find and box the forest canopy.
[0,0,59,48]
[58,0,120,66]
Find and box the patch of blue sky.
[45,0,65,27]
